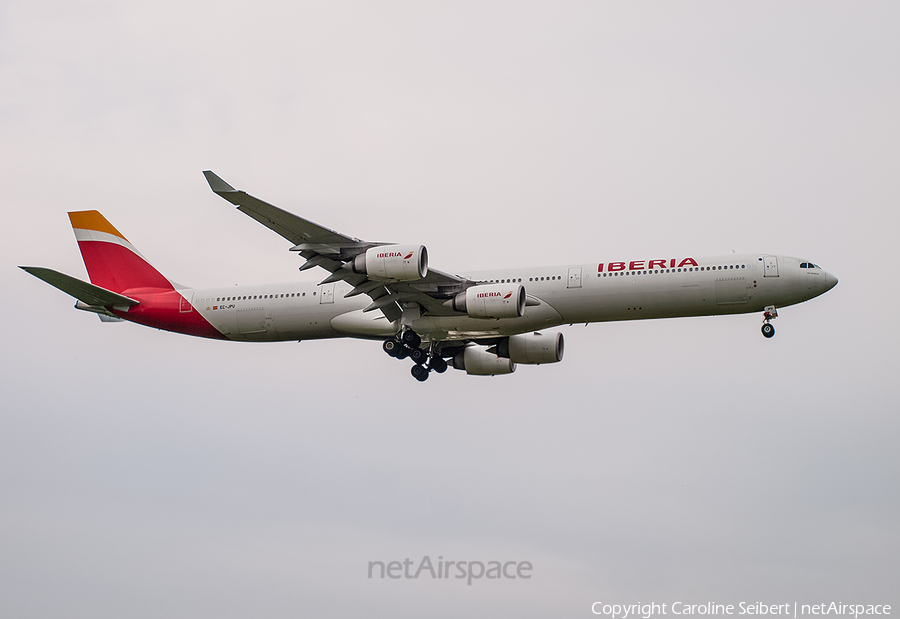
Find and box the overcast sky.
[2,2,898,617]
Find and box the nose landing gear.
[761,305,777,338]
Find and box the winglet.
[203,170,237,194]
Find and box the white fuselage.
[185,254,836,343]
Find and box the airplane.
[20,171,838,381]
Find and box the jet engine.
[447,283,525,319]
[352,244,428,281]
[450,345,516,376]
[494,332,564,365]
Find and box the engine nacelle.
[447,284,525,319]
[451,346,516,376]
[495,332,564,365]
[353,244,428,281]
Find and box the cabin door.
[567,267,582,289]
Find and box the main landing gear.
[761,305,777,339]
[383,329,448,382]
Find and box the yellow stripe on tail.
[68,210,130,241]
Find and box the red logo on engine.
[503,292,512,299]
[404,252,414,260]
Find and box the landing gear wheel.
[411,364,429,382]
[761,323,775,338]
[395,346,410,359]
[400,330,421,348]
[383,338,401,357]
[409,347,428,365]
[429,356,448,373]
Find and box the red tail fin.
[68,211,173,293]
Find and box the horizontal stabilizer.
[20,266,139,307]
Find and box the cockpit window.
[800,262,809,268]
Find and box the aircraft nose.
[824,271,838,291]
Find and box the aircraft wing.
[203,171,375,250]
[203,171,473,322]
